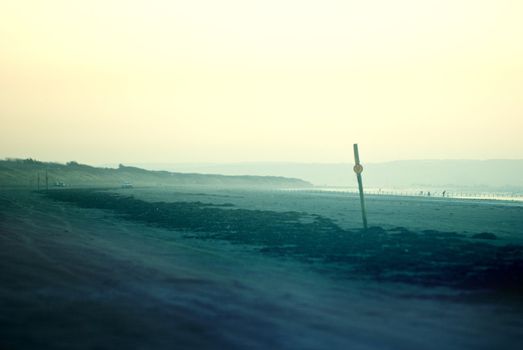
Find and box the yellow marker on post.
[353,144,368,230]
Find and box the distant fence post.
[353,144,368,230]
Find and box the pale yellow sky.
[1,0,522,164]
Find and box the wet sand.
[1,189,522,349]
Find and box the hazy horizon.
[2,1,523,164]
[4,157,523,191]
[109,159,523,189]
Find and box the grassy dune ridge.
[0,159,312,188]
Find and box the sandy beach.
[1,188,522,349]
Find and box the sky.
[1,0,522,164]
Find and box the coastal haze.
[120,160,523,190]
[1,1,523,350]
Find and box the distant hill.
[0,159,312,189]
[123,160,523,191]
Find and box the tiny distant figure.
[442,190,446,197]
[427,191,431,197]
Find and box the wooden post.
[353,144,368,230]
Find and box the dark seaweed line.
[43,189,523,292]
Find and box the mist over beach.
[1,1,523,349]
